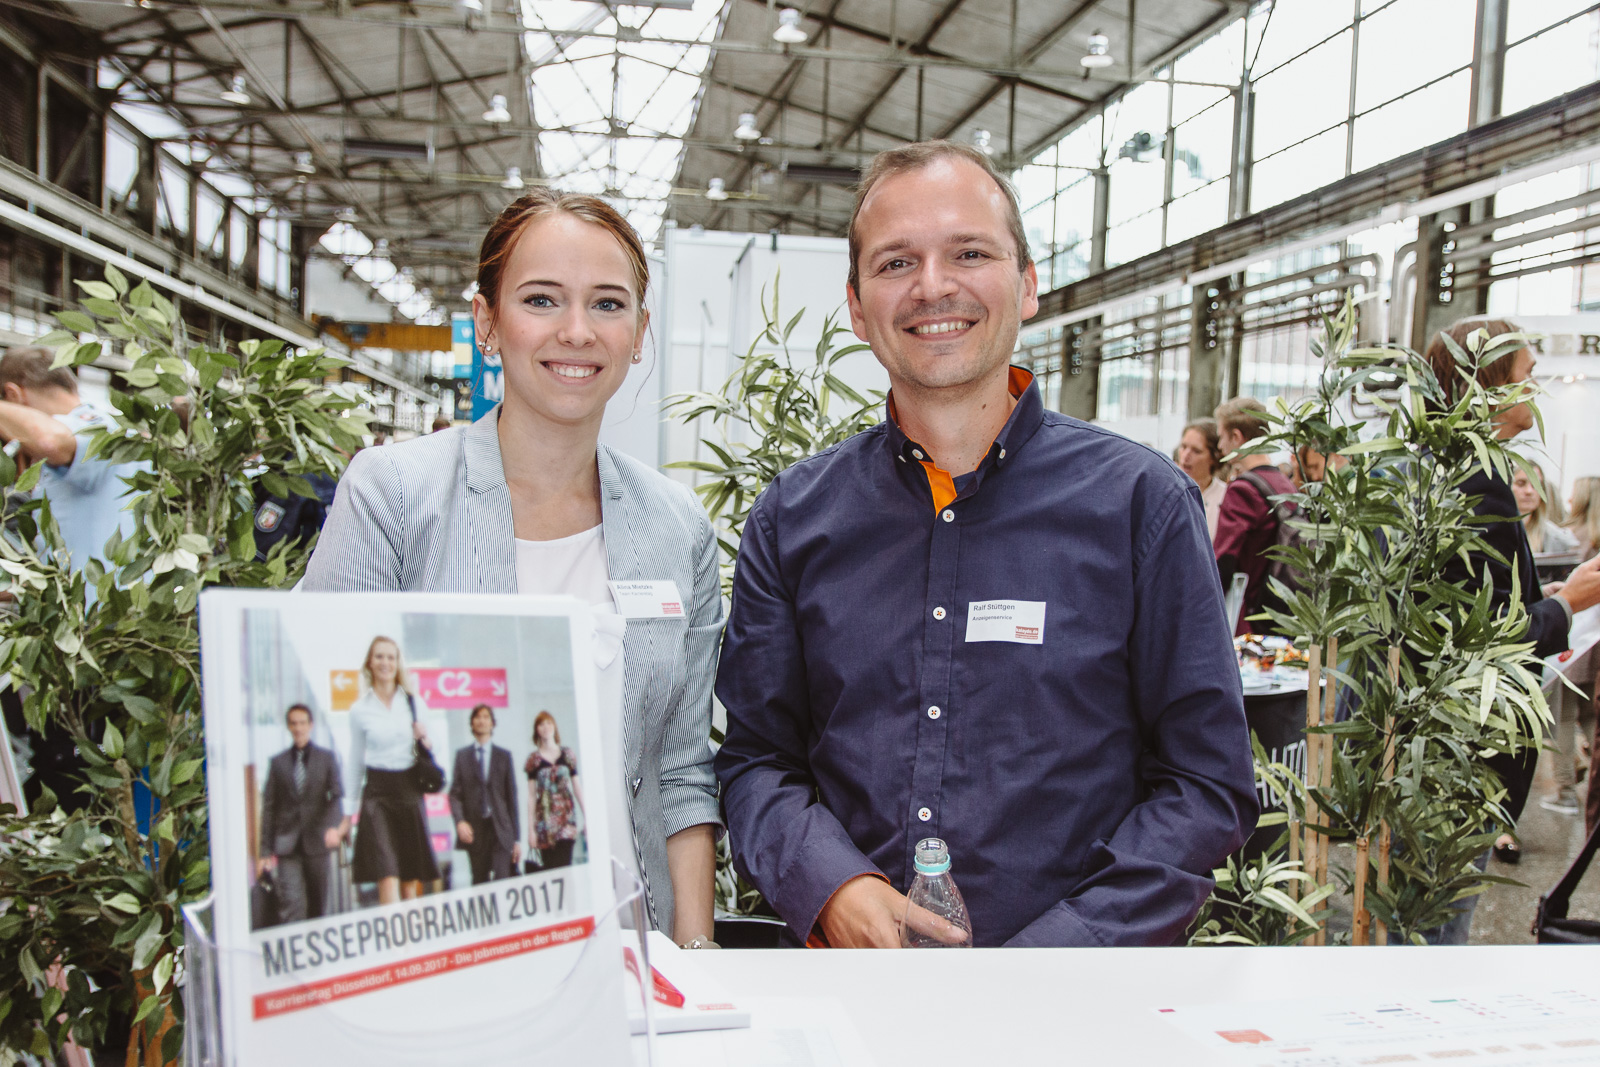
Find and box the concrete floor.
[1472,743,1599,944]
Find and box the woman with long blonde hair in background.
[1512,464,1577,554]
[1565,476,1600,560]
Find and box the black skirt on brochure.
[353,768,440,883]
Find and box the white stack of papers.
[1158,988,1600,1066]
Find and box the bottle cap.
[913,837,951,875]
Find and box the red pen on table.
[622,947,686,1009]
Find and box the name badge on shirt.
[965,600,1046,644]
[608,580,685,619]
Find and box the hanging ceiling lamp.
[734,112,762,141]
[483,94,511,124]
[971,128,993,156]
[705,177,729,201]
[220,74,252,105]
[772,8,808,45]
[501,166,526,191]
[1081,31,1114,69]
[293,151,315,175]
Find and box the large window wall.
[1018,0,1600,289]
[1016,0,1600,435]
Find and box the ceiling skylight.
[524,0,725,245]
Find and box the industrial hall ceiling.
[7,0,1246,311]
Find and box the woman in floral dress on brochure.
[526,711,582,869]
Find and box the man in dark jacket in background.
[1428,320,1600,872]
[258,703,348,923]
[449,703,521,883]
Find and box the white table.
[690,945,1600,1065]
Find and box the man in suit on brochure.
[449,703,522,883]
[258,703,349,923]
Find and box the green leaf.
[40,986,62,1023]
[131,917,165,971]
[15,460,43,493]
[152,950,175,993]
[105,892,141,914]
[18,945,42,986]
[76,280,118,301]
[1479,665,1498,725]
[54,310,97,334]
[102,720,124,760]
[104,262,130,295]
[132,993,162,1025]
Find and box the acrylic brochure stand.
[182,858,659,1067]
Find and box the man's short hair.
[847,140,1032,293]
[1214,396,1270,443]
[0,347,78,395]
[285,703,313,726]
[469,703,496,727]
[1423,318,1524,406]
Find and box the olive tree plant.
[0,265,366,1063]
[1219,297,1546,945]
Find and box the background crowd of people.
[1173,323,1600,906]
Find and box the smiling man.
[713,141,1258,948]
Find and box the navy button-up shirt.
[714,371,1257,947]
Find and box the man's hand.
[256,856,276,878]
[817,876,906,948]
[1557,556,1600,614]
[512,843,523,866]
[456,820,474,845]
[816,875,973,948]
[323,826,343,850]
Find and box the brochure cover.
[198,590,630,1066]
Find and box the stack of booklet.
[199,591,633,1066]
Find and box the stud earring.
[631,354,642,364]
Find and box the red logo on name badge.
[662,602,683,616]
[1015,626,1040,641]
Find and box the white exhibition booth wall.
[598,225,886,484]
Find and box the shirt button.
[927,706,941,719]
[941,509,954,522]
[917,807,932,822]
[912,449,924,460]
[999,448,1007,459]
[933,606,946,620]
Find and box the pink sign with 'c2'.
[412,667,509,709]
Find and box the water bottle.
[900,837,973,948]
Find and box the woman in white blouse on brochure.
[304,191,722,947]
[347,635,440,905]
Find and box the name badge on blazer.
[965,599,1046,644]
[608,580,686,619]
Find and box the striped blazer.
[302,408,724,936]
